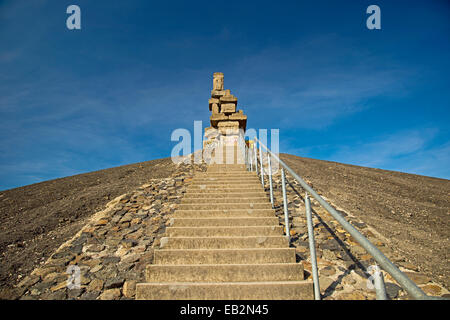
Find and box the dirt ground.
[1,153,448,298]
[280,153,450,289]
[0,157,176,297]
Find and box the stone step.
[177,201,272,210]
[206,169,248,173]
[207,168,247,172]
[184,188,265,194]
[186,186,263,192]
[173,209,275,218]
[136,280,314,300]
[206,170,248,174]
[170,217,279,227]
[193,176,259,180]
[154,248,296,264]
[191,179,261,184]
[195,173,256,177]
[208,164,246,168]
[183,192,266,199]
[180,197,268,204]
[160,236,288,249]
[166,226,283,237]
[145,263,304,282]
[189,181,262,186]
[177,203,272,210]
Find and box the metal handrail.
[252,137,437,300]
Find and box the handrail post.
[244,144,249,171]
[253,143,258,173]
[373,265,388,300]
[305,192,321,300]
[253,137,431,300]
[281,168,290,241]
[244,146,248,171]
[247,144,253,171]
[267,153,274,208]
[259,145,264,187]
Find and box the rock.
[31,267,57,278]
[33,280,55,292]
[421,284,442,296]
[120,213,134,223]
[50,281,68,292]
[319,277,334,293]
[98,288,121,300]
[115,246,130,257]
[131,218,141,225]
[81,259,102,268]
[95,219,109,226]
[350,245,366,256]
[121,239,137,248]
[68,288,85,299]
[121,253,141,264]
[101,256,120,264]
[85,244,105,253]
[44,272,66,283]
[322,249,336,261]
[80,291,100,300]
[403,272,431,285]
[350,221,366,228]
[122,280,137,298]
[51,250,73,260]
[90,264,103,273]
[68,244,83,255]
[320,266,336,276]
[87,279,104,292]
[338,291,367,300]
[342,276,356,286]
[17,275,40,288]
[295,246,308,254]
[320,239,340,251]
[30,288,41,296]
[80,275,91,285]
[397,261,419,271]
[106,238,123,247]
[41,291,67,300]
[104,277,124,289]
[385,282,402,299]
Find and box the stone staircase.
[135,163,314,299]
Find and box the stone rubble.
[17,159,206,300]
[15,156,449,300]
[265,167,449,300]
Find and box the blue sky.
[0,0,449,190]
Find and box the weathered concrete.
[136,163,313,300]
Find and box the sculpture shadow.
[270,176,373,298]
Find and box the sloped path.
[136,164,313,300]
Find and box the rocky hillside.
[280,153,450,290]
[0,158,177,298]
[0,154,448,299]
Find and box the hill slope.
[280,153,450,289]
[0,154,449,296]
[0,158,177,292]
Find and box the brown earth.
[1,154,449,297]
[0,157,176,294]
[280,153,450,289]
